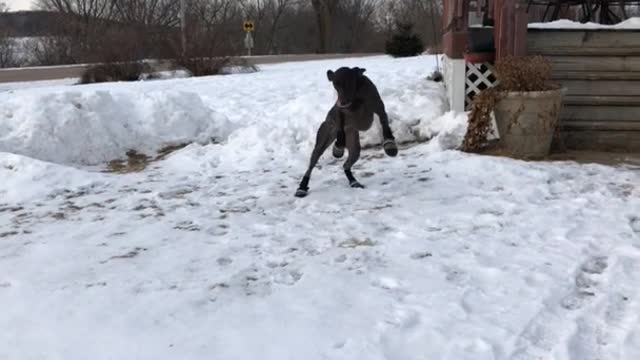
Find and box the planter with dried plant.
[462,55,565,159]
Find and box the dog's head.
[327,67,366,109]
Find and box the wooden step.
[549,56,640,72]
[561,105,640,122]
[561,130,640,152]
[532,48,640,56]
[564,95,640,107]
[560,80,640,96]
[553,71,640,81]
[561,120,640,131]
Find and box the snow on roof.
[529,17,640,30]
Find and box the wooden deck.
[528,28,640,152]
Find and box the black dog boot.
[295,187,309,198]
[383,139,398,157]
[295,176,310,198]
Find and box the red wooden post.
[494,0,527,59]
[442,0,469,59]
[513,1,528,57]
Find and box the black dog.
[295,67,398,198]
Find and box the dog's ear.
[327,70,335,82]
[355,67,366,76]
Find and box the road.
[0,53,379,83]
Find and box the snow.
[0,90,236,165]
[529,17,640,29]
[2,55,640,360]
[0,55,447,166]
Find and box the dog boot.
[295,187,308,198]
[383,139,398,157]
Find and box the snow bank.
[0,55,448,167]
[0,152,109,203]
[0,90,236,165]
[415,111,469,152]
[529,17,640,29]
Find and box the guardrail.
[0,53,381,83]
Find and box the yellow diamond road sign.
[243,21,255,32]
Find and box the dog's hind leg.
[343,128,364,189]
[374,105,398,157]
[296,120,334,197]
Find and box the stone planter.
[494,88,565,159]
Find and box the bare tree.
[36,0,117,21]
[264,0,298,54]
[34,0,119,62]
[112,0,179,26]
[186,0,243,56]
[0,1,17,67]
[25,36,75,65]
[376,0,442,50]
[109,0,181,60]
[334,0,378,52]
[266,1,316,54]
[0,36,17,68]
[310,0,337,53]
[24,0,441,64]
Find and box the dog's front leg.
[333,110,346,159]
[296,119,334,197]
[343,128,364,188]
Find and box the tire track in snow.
[509,254,611,359]
[566,250,640,360]
[371,277,431,360]
[510,236,640,360]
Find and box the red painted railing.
[442,0,527,59]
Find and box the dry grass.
[175,57,258,77]
[494,55,555,92]
[79,62,150,84]
[105,144,189,174]
[461,88,501,153]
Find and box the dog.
[295,67,398,198]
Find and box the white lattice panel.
[465,62,499,109]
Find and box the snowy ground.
[2,55,640,360]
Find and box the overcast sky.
[5,0,33,11]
